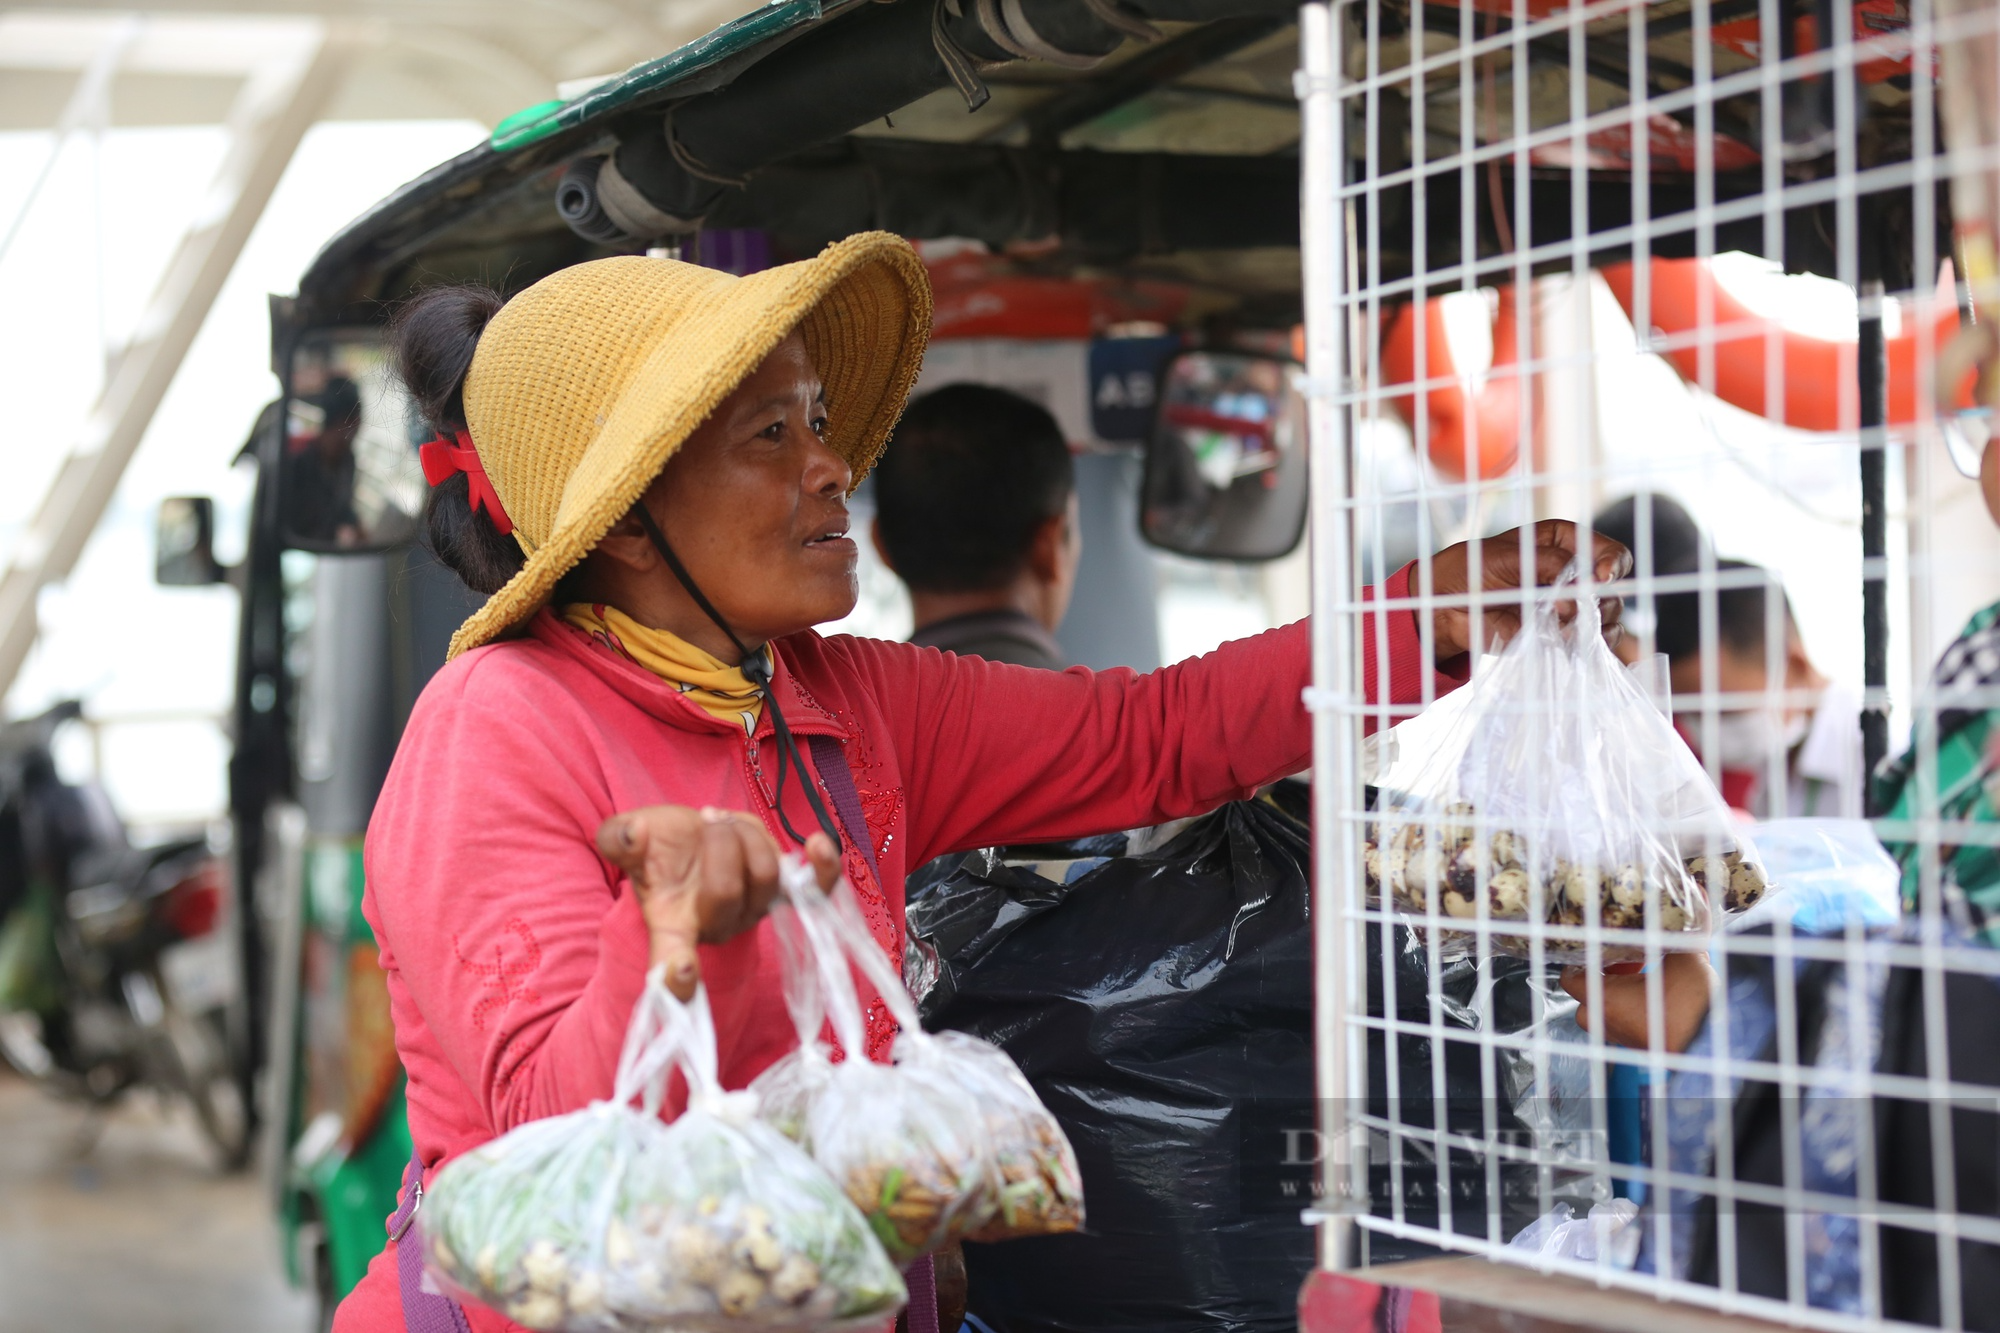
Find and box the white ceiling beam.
[0,2,767,127]
[0,22,362,698]
[385,25,563,112]
[554,0,752,83]
[0,11,327,74]
[0,16,140,265]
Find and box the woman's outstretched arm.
[863,522,1626,864]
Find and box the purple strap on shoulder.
[1375,1283,1413,1333]
[806,736,946,1333]
[903,1254,941,1333]
[806,733,882,886]
[393,1153,473,1333]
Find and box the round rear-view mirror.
[1139,350,1308,562]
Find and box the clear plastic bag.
[422,966,906,1331]
[1728,816,1900,934]
[752,856,1084,1261]
[1507,1199,1641,1268]
[1368,573,1766,962]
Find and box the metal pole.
[1858,278,1889,800]
[1298,0,1365,1272]
[0,24,357,700]
[0,18,143,272]
[256,802,309,1201]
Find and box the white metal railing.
[1301,1,2000,1327]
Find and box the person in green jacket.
[1872,598,2000,945]
[1862,424,2000,941]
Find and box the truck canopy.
[289,0,1942,336]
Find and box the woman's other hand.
[1562,951,1716,1054]
[595,807,841,999]
[1426,519,1632,665]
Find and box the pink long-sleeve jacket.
[335,564,1458,1332]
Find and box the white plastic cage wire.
[1300,0,2000,1327]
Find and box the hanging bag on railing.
[1369,566,1766,963]
[753,855,1084,1262]
[419,966,905,1332]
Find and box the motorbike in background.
[0,700,251,1167]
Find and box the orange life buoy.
[1379,285,1524,479]
[1600,258,1976,432]
[1369,258,1970,470]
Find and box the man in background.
[1591,491,1707,667]
[871,383,1081,670]
[1654,558,1862,818]
[1591,491,1707,579]
[1593,494,1861,816]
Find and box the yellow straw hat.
[445,230,932,657]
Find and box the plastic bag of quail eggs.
[1367,574,1766,963]
[421,968,906,1332]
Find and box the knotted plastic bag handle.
[609,967,730,1118]
[774,855,930,1062]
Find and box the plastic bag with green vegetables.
[751,856,1084,1262]
[422,965,906,1331]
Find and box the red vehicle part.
[1162,402,1272,445]
[1527,113,1758,173]
[159,858,225,940]
[923,249,1192,340]
[1452,0,1921,83]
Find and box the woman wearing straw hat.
[337,232,1624,1333]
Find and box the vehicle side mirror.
[1139,350,1308,561]
[155,496,224,586]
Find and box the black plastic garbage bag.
[907,786,1543,1333]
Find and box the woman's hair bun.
[393,284,503,439]
[391,284,521,597]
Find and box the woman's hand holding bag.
[596,806,841,998]
[1426,519,1632,663]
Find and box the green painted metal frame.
[276,838,413,1304]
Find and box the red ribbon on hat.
[419,430,513,536]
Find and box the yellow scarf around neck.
[562,602,767,732]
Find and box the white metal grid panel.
[1300,0,2000,1326]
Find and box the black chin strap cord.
[630,505,843,855]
